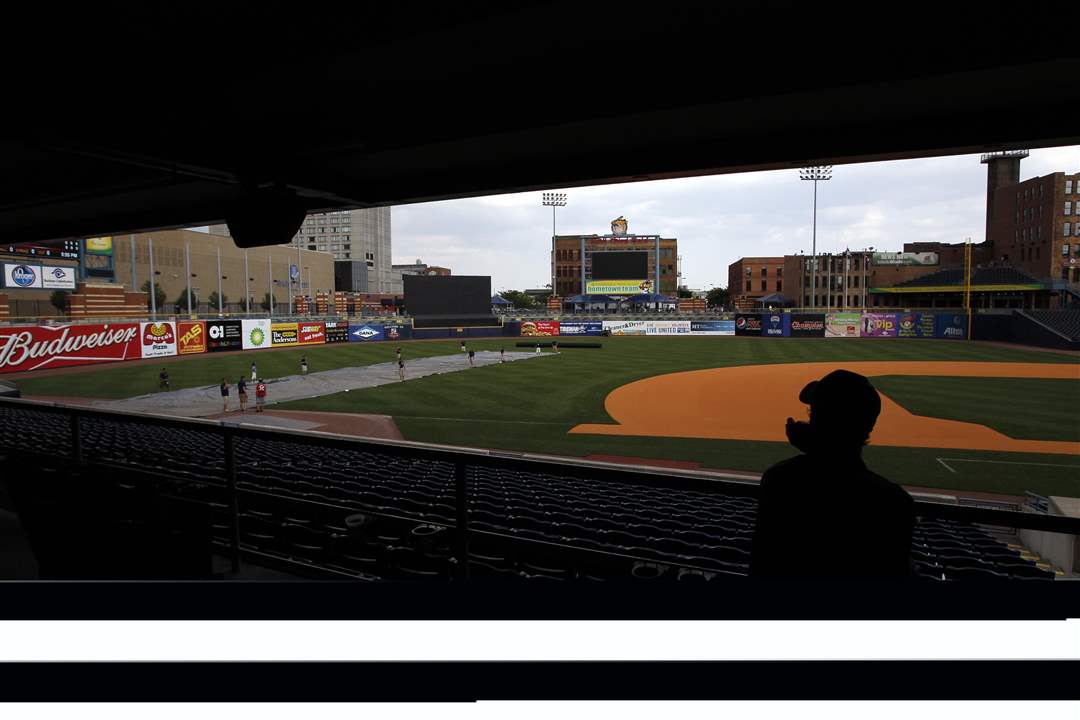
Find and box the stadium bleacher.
[0,402,1061,582]
[1023,310,1080,341]
[893,266,1040,288]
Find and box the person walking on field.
[500,347,505,364]
[250,361,257,381]
[396,346,402,362]
[220,378,230,413]
[468,348,475,368]
[398,356,405,382]
[460,341,467,353]
[552,340,559,354]
[237,376,248,413]
[535,342,542,354]
[159,368,169,391]
[300,355,308,375]
[254,378,267,413]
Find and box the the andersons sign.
[0,323,141,373]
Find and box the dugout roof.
[3,2,1078,245]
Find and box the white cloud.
[390,145,1079,290]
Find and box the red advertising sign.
[177,321,207,355]
[520,320,560,337]
[297,322,326,345]
[0,323,140,374]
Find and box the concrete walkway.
[97,350,549,418]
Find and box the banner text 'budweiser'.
[0,323,141,374]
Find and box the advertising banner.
[734,314,761,336]
[689,320,735,335]
[762,313,789,337]
[586,279,652,295]
[348,324,385,342]
[206,320,243,352]
[241,319,271,350]
[520,320,560,336]
[861,312,898,338]
[871,251,939,266]
[0,323,140,374]
[934,313,968,340]
[559,321,604,336]
[383,324,411,342]
[602,320,691,335]
[825,312,861,338]
[270,321,299,347]
[324,321,349,344]
[42,265,77,290]
[897,312,935,338]
[789,313,826,338]
[3,263,43,289]
[177,321,207,354]
[84,237,114,255]
[139,321,177,359]
[297,322,326,345]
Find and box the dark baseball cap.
[799,369,882,431]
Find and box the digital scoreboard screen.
[3,239,81,260]
[403,275,492,316]
[591,251,648,280]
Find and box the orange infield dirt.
[570,361,1080,456]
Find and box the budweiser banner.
[0,323,140,374]
[139,321,178,358]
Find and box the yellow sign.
[586,279,652,295]
[85,237,114,254]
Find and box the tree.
[140,280,166,311]
[676,286,693,298]
[260,292,274,311]
[499,290,535,309]
[174,289,197,311]
[706,286,731,309]
[49,290,69,315]
[208,291,228,311]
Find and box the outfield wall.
[0,312,974,375]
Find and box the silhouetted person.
[750,369,914,579]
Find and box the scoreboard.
[3,239,81,260]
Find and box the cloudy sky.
[391,145,1080,293]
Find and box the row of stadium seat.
[0,405,1055,581]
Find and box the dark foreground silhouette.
[750,369,915,578]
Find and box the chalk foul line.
[937,457,1080,475]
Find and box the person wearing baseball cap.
[750,369,914,579]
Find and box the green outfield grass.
[12,336,1080,497]
[869,375,1080,443]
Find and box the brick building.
[552,227,678,298]
[729,256,785,310]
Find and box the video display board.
[592,251,648,280]
[403,275,491,316]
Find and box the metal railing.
[1,397,1077,581]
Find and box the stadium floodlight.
[800,165,833,309]
[541,192,568,291]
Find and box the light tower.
[800,165,833,309]
[541,192,567,293]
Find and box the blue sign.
[762,313,789,337]
[348,324,384,342]
[289,264,299,282]
[934,313,968,340]
[559,321,603,336]
[690,320,735,335]
[382,325,412,341]
[11,264,37,287]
